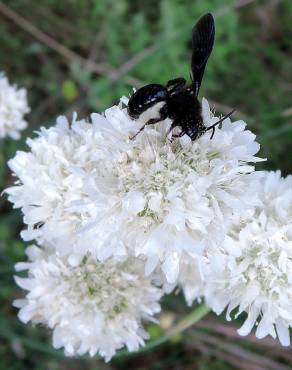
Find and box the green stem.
[0,304,210,359]
[115,303,210,359]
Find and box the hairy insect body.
[127,13,235,141]
[166,87,204,140]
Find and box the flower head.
[6,98,262,283]
[0,73,30,140]
[14,246,162,361]
[204,171,292,346]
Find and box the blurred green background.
[0,0,291,369]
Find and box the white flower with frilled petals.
[204,171,292,346]
[174,255,206,306]
[14,246,162,361]
[0,73,30,139]
[6,98,263,283]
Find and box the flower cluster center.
[61,259,137,320]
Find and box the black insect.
[127,13,234,141]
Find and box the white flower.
[0,73,30,140]
[204,171,292,346]
[14,245,162,361]
[176,255,207,306]
[6,98,263,283]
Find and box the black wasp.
[127,13,234,141]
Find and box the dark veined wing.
[191,13,215,96]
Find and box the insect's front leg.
[168,129,186,143]
[165,119,185,141]
[129,105,168,140]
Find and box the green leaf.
[61,80,78,101]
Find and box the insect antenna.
[206,109,235,139]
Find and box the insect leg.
[165,122,176,138]
[171,131,186,138]
[168,130,186,143]
[129,106,168,140]
[129,117,161,140]
[165,119,186,141]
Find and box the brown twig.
[0,2,118,80]
[214,0,258,17]
[197,319,292,363]
[191,330,291,370]
[86,22,108,66]
[185,333,266,370]
[197,319,280,348]
[117,0,259,79]
[0,2,149,91]
[282,107,292,118]
[0,0,258,86]
[116,44,160,77]
[0,0,260,121]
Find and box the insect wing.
[191,13,215,95]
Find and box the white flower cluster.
[6,99,262,283]
[179,170,292,345]
[203,171,292,346]
[14,246,162,361]
[6,96,292,359]
[0,73,30,140]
